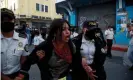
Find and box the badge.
[18,42,23,47]
[24,44,29,52]
[88,22,96,26]
[17,42,24,50]
[101,48,106,54]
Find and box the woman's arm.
[82,58,97,80]
[20,47,40,72]
[18,42,46,79]
[1,73,12,80]
[20,56,27,65]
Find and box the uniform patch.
[88,21,96,26]
[18,42,23,47]
[17,42,24,50]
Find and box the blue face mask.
[1,22,14,32]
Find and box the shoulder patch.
[24,44,29,52]
[18,42,23,47]
[17,42,24,50]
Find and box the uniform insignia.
[91,39,95,43]
[101,48,106,54]
[88,22,96,26]
[95,33,101,37]
[17,42,24,50]
[18,42,23,47]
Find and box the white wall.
[56,0,65,3]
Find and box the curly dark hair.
[46,19,71,43]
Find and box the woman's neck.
[54,40,66,49]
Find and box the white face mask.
[109,28,113,31]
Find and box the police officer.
[105,26,114,58]
[1,8,29,80]
[73,21,107,80]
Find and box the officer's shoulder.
[72,33,82,41]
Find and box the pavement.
[27,50,133,80]
[105,50,133,80]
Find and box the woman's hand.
[14,77,23,80]
[36,50,45,60]
[1,73,13,80]
[82,58,98,80]
[14,74,24,80]
[87,66,97,80]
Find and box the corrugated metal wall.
[77,2,116,30]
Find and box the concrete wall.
[77,2,116,30]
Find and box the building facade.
[56,0,133,45]
[115,0,133,45]
[56,0,116,29]
[1,0,62,28]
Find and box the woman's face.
[61,22,71,42]
[83,27,88,34]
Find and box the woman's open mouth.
[65,35,70,40]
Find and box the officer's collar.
[13,31,19,40]
[82,34,94,43]
[82,35,87,43]
[1,31,19,40]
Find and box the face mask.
[85,28,101,40]
[85,30,95,40]
[109,28,113,31]
[1,22,14,32]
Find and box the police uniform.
[105,28,114,58]
[72,21,107,80]
[1,31,29,78]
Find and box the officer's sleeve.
[21,42,46,72]
[22,39,29,56]
[22,50,29,56]
[104,30,108,36]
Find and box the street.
[28,50,133,80]
[105,51,133,80]
[1,0,133,80]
